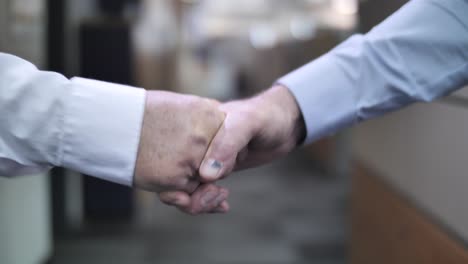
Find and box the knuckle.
[190,134,209,147]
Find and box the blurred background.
[2,0,468,263]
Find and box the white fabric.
[0,53,146,186]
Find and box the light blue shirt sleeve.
[278,0,468,144]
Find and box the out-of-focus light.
[331,0,358,15]
[305,0,327,5]
[249,24,277,49]
[290,16,316,41]
[205,0,270,17]
[180,0,201,4]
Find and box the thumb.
[199,113,252,182]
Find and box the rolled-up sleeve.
[0,53,146,186]
[278,0,468,144]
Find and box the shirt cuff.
[277,49,359,144]
[60,78,146,186]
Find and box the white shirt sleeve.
[0,52,146,186]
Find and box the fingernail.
[201,159,223,180]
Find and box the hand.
[133,90,229,213]
[162,85,305,214]
[199,85,306,179]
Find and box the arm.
[0,53,229,213]
[163,0,468,214]
[203,0,468,177]
[279,0,468,143]
[0,53,145,184]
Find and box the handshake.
[134,85,305,215]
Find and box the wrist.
[254,85,306,148]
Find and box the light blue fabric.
[279,0,468,144]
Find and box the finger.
[177,192,229,215]
[159,191,191,208]
[201,191,228,214]
[192,185,229,214]
[184,179,200,194]
[199,108,252,182]
[220,200,230,211]
[180,184,228,215]
[162,184,230,215]
[208,200,230,214]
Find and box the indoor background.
[1,0,468,264]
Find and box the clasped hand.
[134,86,305,215]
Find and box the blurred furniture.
[351,164,468,263]
[351,87,468,263]
[132,0,178,91]
[98,0,138,15]
[80,18,134,85]
[79,14,134,221]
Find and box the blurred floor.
[50,150,348,264]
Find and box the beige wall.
[352,87,468,241]
[453,86,468,100]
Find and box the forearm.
[0,53,70,176]
[278,0,468,144]
[0,53,146,184]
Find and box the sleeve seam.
[54,81,73,168]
